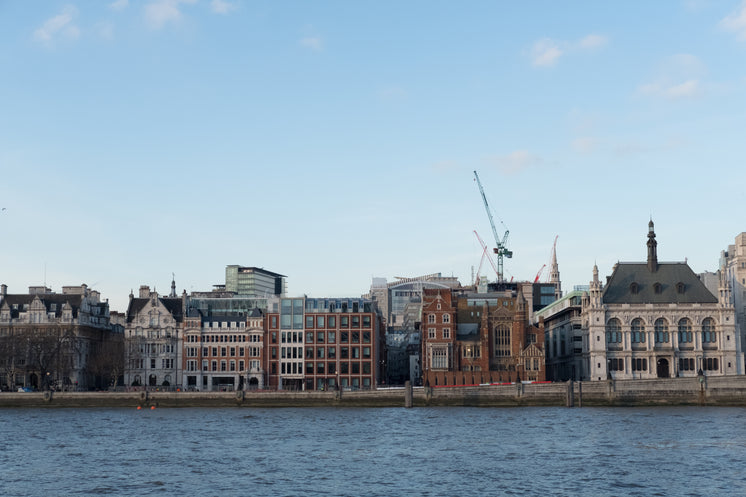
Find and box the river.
[1,406,745,496]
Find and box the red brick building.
[421,287,545,386]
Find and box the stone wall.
[2,377,746,408]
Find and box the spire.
[170,273,177,298]
[549,236,561,299]
[647,219,658,272]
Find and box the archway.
[657,358,670,378]
[248,378,259,390]
[149,374,157,386]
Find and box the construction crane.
[473,230,500,282]
[473,170,512,282]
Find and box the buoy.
[150,406,156,410]
[137,406,141,410]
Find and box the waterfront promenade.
[2,376,746,408]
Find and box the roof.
[126,297,184,323]
[602,262,717,304]
[0,293,83,319]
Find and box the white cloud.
[638,54,706,100]
[720,1,746,40]
[578,34,608,49]
[300,36,323,51]
[34,5,80,44]
[96,21,115,40]
[110,0,129,11]
[530,38,563,67]
[489,150,543,174]
[572,137,598,154]
[211,0,237,14]
[528,33,607,67]
[144,0,196,30]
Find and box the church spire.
[647,219,658,272]
[170,273,177,298]
[549,236,561,299]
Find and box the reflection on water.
[1,406,746,496]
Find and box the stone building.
[420,287,546,387]
[535,289,585,381]
[0,283,117,391]
[124,282,184,388]
[583,221,742,381]
[721,232,746,373]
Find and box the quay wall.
[2,377,746,408]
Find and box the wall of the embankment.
[2,376,746,408]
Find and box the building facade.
[534,289,585,381]
[0,284,117,391]
[124,284,184,388]
[225,266,286,298]
[721,232,746,374]
[266,297,384,391]
[583,221,742,381]
[420,287,546,386]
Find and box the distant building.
[182,308,265,391]
[0,283,117,391]
[583,221,742,381]
[721,232,746,372]
[124,282,184,388]
[266,297,384,391]
[225,266,286,297]
[534,289,585,381]
[420,287,546,386]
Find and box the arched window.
[631,318,645,343]
[606,318,622,343]
[442,313,450,323]
[494,325,511,357]
[654,318,669,343]
[678,318,693,343]
[428,314,436,324]
[630,282,639,294]
[702,317,716,343]
[653,283,662,294]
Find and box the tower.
[647,219,658,272]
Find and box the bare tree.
[87,335,124,389]
[0,330,23,390]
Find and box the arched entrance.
[149,374,157,386]
[657,358,670,378]
[248,378,259,390]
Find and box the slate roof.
[126,297,184,323]
[0,294,82,319]
[602,262,717,304]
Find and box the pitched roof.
[602,262,717,304]
[0,293,83,319]
[126,297,184,323]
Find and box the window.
[431,345,449,369]
[703,357,719,371]
[443,314,450,323]
[606,318,622,344]
[630,282,639,294]
[608,358,624,371]
[428,328,436,339]
[632,358,647,371]
[653,283,662,294]
[428,314,436,324]
[702,318,716,343]
[317,316,325,328]
[352,363,360,374]
[631,318,645,344]
[679,357,695,371]
[363,347,371,358]
[654,318,669,343]
[363,316,371,328]
[494,325,510,357]
[678,318,693,343]
[443,328,451,339]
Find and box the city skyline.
[2,1,746,313]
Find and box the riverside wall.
[2,376,746,408]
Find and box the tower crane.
[473,171,512,282]
[473,230,500,282]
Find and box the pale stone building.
[124,282,184,388]
[720,232,746,373]
[582,221,742,381]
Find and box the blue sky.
[1,0,746,312]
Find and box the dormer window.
[653,283,662,294]
[630,282,639,294]
[676,282,685,294]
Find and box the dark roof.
[456,323,479,339]
[1,294,82,319]
[126,297,184,323]
[602,262,717,304]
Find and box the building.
[420,287,546,387]
[225,266,286,297]
[124,282,184,388]
[0,283,118,391]
[534,289,585,381]
[583,221,742,381]
[182,308,265,391]
[721,232,746,373]
[266,296,384,391]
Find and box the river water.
[1,406,746,496]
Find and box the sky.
[1,0,746,313]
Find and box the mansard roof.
[602,262,717,304]
[1,293,83,319]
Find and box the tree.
[87,335,124,389]
[0,330,23,390]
